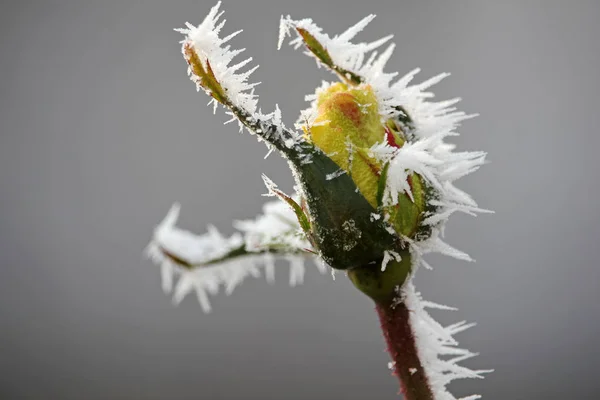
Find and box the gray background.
[1,1,599,399]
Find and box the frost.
[235,195,308,253]
[279,15,393,92]
[381,250,401,272]
[402,282,493,400]
[177,2,305,152]
[407,230,474,267]
[326,168,347,180]
[176,2,259,116]
[341,219,362,251]
[146,198,321,312]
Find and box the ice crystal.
[325,168,347,180]
[177,2,304,152]
[146,199,320,312]
[176,2,259,116]
[402,282,493,400]
[381,250,401,272]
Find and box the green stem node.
[347,252,412,304]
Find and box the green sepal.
[383,174,426,238]
[288,147,397,270]
[183,43,228,105]
[267,186,312,238]
[376,161,427,238]
[295,28,362,86]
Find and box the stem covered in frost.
[348,256,434,399]
[377,301,434,400]
[182,42,302,158]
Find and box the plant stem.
[348,258,434,398]
[158,245,311,270]
[376,300,434,400]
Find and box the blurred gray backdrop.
[1,1,599,399]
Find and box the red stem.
[376,301,434,400]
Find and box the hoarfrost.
[381,250,401,272]
[402,282,493,400]
[146,197,321,312]
[176,2,259,116]
[326,169,347,180]
[341,219,361,251]
[177,2,304,152]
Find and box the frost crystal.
[325,168,347,180]
[177,2,259,115]
[381,250,401,272]
[177,2,304,152]
[146,199,319,312]
[402,282,493,400]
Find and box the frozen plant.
[146,3,492,399]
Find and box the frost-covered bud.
[147,8,491,397]
[304,83,426,238]
[282,83,434,272]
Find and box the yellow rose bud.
[306,83,426,238]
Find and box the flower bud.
[282,83,430,272]
[305,83,427,238]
